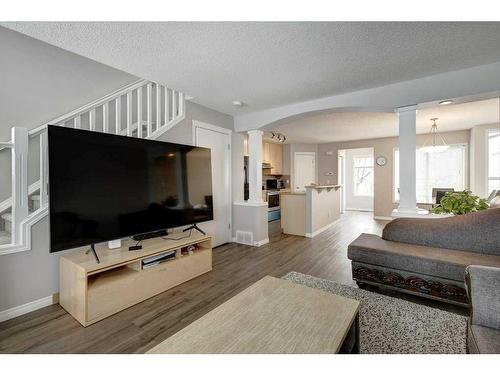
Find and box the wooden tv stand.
[59,232,212,327]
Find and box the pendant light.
[420,118,449,153]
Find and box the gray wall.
[158,101,234,145]
[0,28,237,312]
[0,27,138,139]
[0,26,138,202]
[0,101,235,313]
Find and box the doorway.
[338,147,374,212]
[293,152,316,192]
[192,121,232,247]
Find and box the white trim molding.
[233,201,268,207]
[192,120,233,246]
[0,206,48,255]
[305,220,338,238]
[373,216,393,221]
[0,294,56,323]
[345,208,374,212]
[254,238,269,247]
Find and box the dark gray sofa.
[465,265,500,354]
[347,208,500,306]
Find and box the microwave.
[266,179,284,190]
[266,179,278,190]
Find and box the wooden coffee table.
[147,276,360,354]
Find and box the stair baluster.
[0,79,186,254]
[11,127,29,245]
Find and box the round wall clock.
[376,156,387,166]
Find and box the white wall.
[470,123,500,198]
[343,148,374,211]
[235,61,500,131]
[288,143,318,191]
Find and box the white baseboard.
[305,219,338,238]
[232,237,269,247]
[0,295,56,323]
[345,208,374,212]
[373,216,393,221]
[254,238,269,247]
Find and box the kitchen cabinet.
[269,143,283,175]
[262,142,271,163]
[262,141,283,175]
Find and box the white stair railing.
[0,79,186,255]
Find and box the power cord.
[161,228,193,241]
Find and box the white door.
[294,152,316,192]
[193,121,231,247]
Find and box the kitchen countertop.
[305,185,342,190]
[280,186,342,195]
[279,189,304,195]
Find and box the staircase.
[0,79,186,255]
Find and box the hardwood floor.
[0,211,465,353]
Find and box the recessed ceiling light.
[439,100,453,106]
[232,100,244,107]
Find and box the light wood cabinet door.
[270,143,283,175]
[262,142,271,163]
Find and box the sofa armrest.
[465,265,500,330]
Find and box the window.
[394,144,466,203]
[488,129,500,192]
[353,155,374,196]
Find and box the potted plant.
[431,190,489,215]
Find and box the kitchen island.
[280,185,342,237]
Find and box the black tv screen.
[48,126,213,252]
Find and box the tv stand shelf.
[59,232,212,327]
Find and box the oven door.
[267,192,280,209]
[267,192,280,222]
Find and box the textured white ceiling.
[264,98,500,144]
[3,22,500,116]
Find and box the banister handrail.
[27,79,148,136]
[0,78,186,254]
[0,79,148,150]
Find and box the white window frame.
[393,143,468,204]
[352,154,374,197]
[487,128,500,193]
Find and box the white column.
[394,105,424,216]
[247,129,264,203]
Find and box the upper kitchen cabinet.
[243,136,249,156]
[262,141,283,175]
[263,141,271,163]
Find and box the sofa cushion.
[348,233,500,282]
[468,324,500,354]
[382,208,500,255]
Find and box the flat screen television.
[48,125,213,253]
